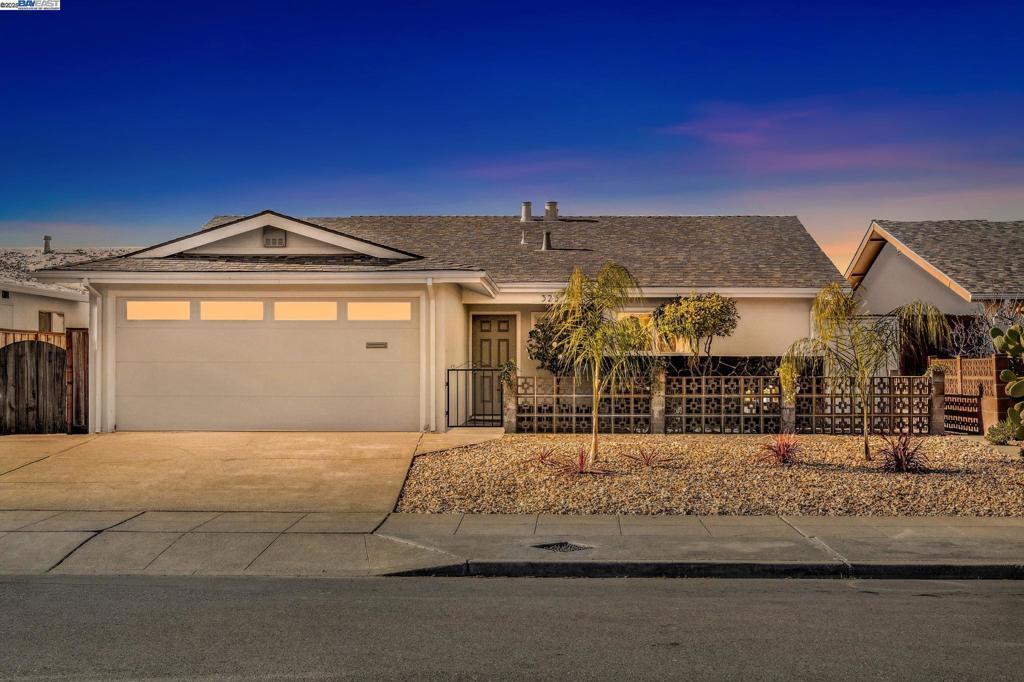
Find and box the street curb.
[386,560,1024,580]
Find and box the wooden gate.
[66,328,89,434]
[943,388,984,435]
[0,329,89,435]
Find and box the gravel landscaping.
[396,435,1024,516]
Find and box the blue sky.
[2,0,1022,267]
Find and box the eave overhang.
[32,269,499,297]
[845,221,975,302]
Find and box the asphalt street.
[2,576,1022,680]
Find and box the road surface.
[2,576,1022,680]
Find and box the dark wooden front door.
[472,315,514,368]
[471,315,515,421]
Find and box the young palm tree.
[785,283,948,461]
[543,263,652,469]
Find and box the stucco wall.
[186,230,355,255]
[857,243,979,316]
[435,283,468,429]
[710,298,812,356]
[468,298,813,376]
[0,289,88,329]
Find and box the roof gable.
[130,210,420,260]
[846,219,1024,301]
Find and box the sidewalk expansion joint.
[371,532,465,561]
[778,516,855,577]
[45,532,100,573]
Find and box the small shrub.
[536,446,610,476]
[879,433,929,473]
[622,444,672,467]
[758,432,800,466]
[535,447,558,467]
[985,421,1015,446]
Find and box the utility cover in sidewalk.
[533,541,591,553]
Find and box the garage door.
[115,297,421,431]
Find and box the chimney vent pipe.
[43,235,52,254]
[544,201,558,220]
[520,201,532,222]
[540,231,552,251]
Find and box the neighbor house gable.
[845,220,973,302]
[129,210,421,260]
[852,239,979,315]
[846,218,1024,303]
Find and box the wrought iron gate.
[446,368,503,428]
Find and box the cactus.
[991,324,1024,440]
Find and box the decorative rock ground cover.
[396,435,1024,516]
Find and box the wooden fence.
[0,328,88,435]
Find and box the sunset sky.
[2,1,1022,271]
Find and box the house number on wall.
[540,294,558,303]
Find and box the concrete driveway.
[0,432,423,512]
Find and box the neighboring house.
[846,219,1024,315]
[1,245,134,331]
[36,205,842,433]
[845,219,1024,372]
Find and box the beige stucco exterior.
[0,285,88,330]
[856,243,979,316]
[185,230,355,255]
[466,297,814,377]
[38,213,832,433]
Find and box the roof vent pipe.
[520,230,527,246]
[520,201,532,222]
[43,235,52,254]
[544,201,558,220]
[540,231,552,251]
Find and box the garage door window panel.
[200,301,265,321]
[125,301,192,321]
[273,301,338,321]
[346,301,412,321]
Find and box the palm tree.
[543,263,652,469]
[785,283,948,461]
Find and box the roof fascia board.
[131,211,417,260]
[32,269,491,288]
[0,281,88,301]
[852,222,975,303]
[495,283,822,298]
[843,220,885,281]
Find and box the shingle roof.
[875,219,1024,299]
[1,247,134,294]
[47,214,842,289]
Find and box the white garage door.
[115,297,421,431]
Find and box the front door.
[471,315,515,423]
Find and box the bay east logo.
[0,0,61,9]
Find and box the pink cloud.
[661,97,1021,176]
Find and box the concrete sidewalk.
[377,513,1024,578]
[2,511,1022,579]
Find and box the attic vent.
[263,226,287,248]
